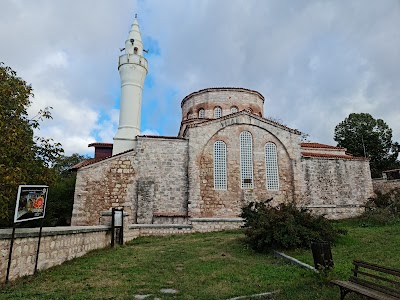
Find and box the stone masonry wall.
[0,226,110,283]
[373,179,400,194]
[198,125,294,217]
[301,156,373,219]
[72,151,137,225]
[0,220,243,283]
[72,137,188,226]
[185,113,303,218]
[135,137,189,222]
[182,89,264,120]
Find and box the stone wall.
[181,88,265,120]
[135,137,189,223]
[184,112,303,218]
[72,151,137,225]
[372,179,400,194]
[190,218,243,232]
[72,136,188,226]
[301,156,373,219]
[0,226,110,283]
[1,218,243,283]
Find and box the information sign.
[14,185,48,223]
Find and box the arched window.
[230,106,238,113]
[198,108,205,118]
[214,141,227,190]
[240,131,253,189]
[265,143,279,191]
[214,107,222,118]
[134,47,138,54]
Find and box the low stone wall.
[128,218,243,236]
[373,179,400,194]
[1,218,244,283]
[303,205,365,220]
[191,218,243,232]
[0,226,110,283]
[129,224,193,237]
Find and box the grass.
[1,220,400,300]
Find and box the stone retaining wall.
[373,179,400,194]
[302,205,365,219]
[0,226,110,283]
[0,218,244,283]
[300,156,373,219]
[190,218,243,232]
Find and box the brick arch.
[197,123,295,218]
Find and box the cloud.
[1,0,399,156]
[141,129,160,136]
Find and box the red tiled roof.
[181,87,265,107]
[88,142,113,148]
[301,152,367,160]
[301,142,345,150]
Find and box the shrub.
[240,199,342,252]
[360,188,400,225]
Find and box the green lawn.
[1,221,399,300]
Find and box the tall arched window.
[214,107,222,118]
[230,106,238,113]
[265,142,279,191]
[198,108,205,118]
[214,141,227,190]
[240,131,253,189]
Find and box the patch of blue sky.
[141,87,180,136]
[143,36,161,56]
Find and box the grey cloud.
[1,0,399,154]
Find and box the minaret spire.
[113,16,148,155]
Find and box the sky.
[1,0,399,156]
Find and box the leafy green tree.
[0,63,64,227]
[44,153,88,226]
[334,113,399,178]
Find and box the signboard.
[14,185,48,223]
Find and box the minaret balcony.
[118,54,148,70]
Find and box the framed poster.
[14,185,48,223]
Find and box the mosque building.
[71,16,373,229]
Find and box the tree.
[334,113,399,178]
[44,153,88,226]
[0,63,64,227]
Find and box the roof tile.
[301,152,367,160]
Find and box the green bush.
[360,188,400,225]
[240,199,343,252]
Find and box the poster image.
[14,185,48,223]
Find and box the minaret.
[113,15,148,155]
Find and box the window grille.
[214,141,227,190]
[199,108,205,118]
[231,106,238,113]
[214,107,222,118]
[240,131,254,189]
[265,143,279,190]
